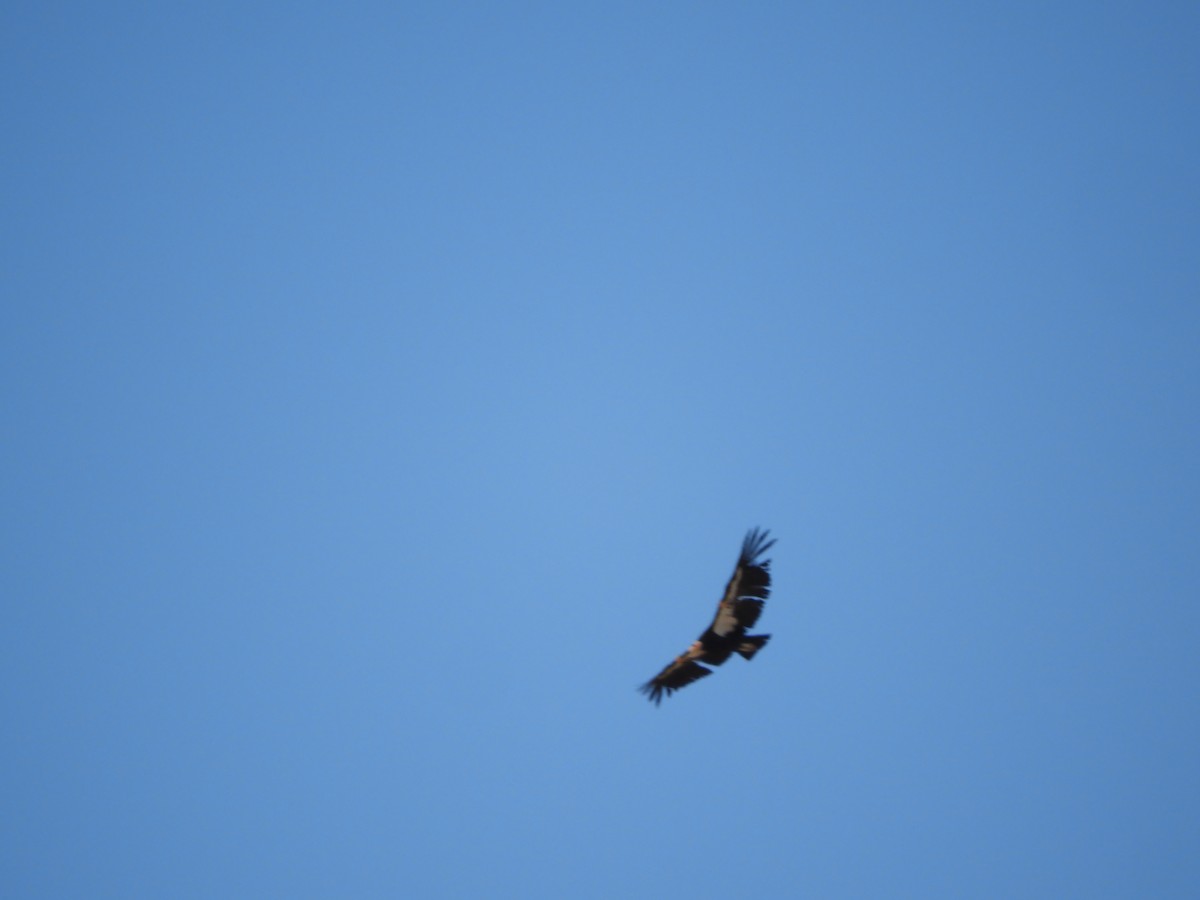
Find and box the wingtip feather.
[638,681,664,706]
[741,527,776,565]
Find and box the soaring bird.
[639,528,776,705]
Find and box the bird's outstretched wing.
[639,642,713,706]
[710,527,775,637]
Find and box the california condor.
[639,528,775,705]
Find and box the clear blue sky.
[3,3,1198,897]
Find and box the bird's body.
[639,528,776,705]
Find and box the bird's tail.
[736,634,770,660]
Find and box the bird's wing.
[639,642,713,706]
[711,527,776,637]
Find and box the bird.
[639,528,776,705]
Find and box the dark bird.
[639,528,776,705]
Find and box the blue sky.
[3,2,1198,897]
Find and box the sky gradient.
[3,3,1199,897]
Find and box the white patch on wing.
[712,564,745,636]
[712,602,739,637]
